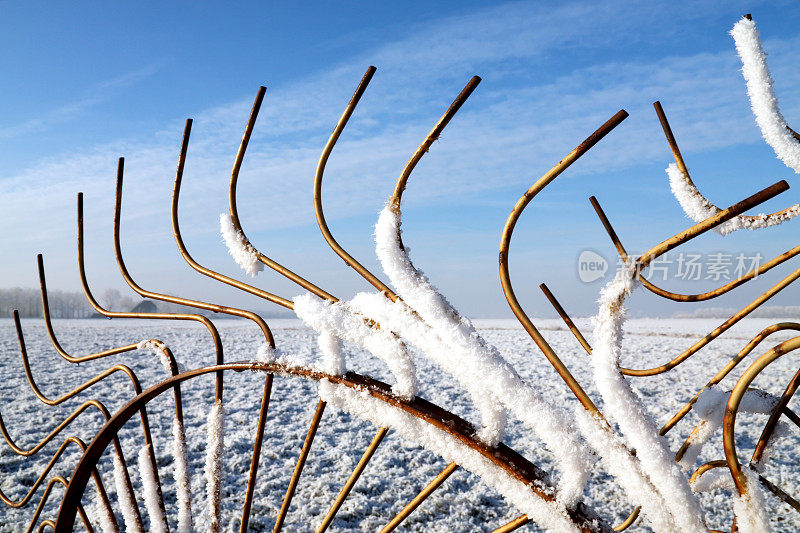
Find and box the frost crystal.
[220,213,264,277]
[138,444,169,533]
[205,400,225,532]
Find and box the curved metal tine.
[28,476,94,533]
[661,323,800,435]
[272,400,326,533]
[391,75,481,207]
[751,363,800,468]
[538,283,592,355]
[115,157,274,345]
[77,191,225,403]
[587,188,800,378]
[225,90,337,302]
[499,110,628,414]
[588,195,800,302]
[314,66,397,297]
[316,426,389,532]
[723,336,800,495]
[172,119,293,309]
[628,265,800,378]
[37,255,139,362]
[13,308,168,512]
[379,461,458,533]
[654,99,800,221]
[0,398,143,528]
[0,435,113,522]
[637,180,789,269]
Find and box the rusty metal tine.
[224,92,338,301]
[172,118,297,309]
[273,399,327,532]
[539,283,592,355]
[591,188,800,303]
[78,190,225,402]
[491,515,530,533]
[317,426,389,532]
[639,180,789,269]
[239,374,274,533]
[39,255,139,362]
[589,196,629,260]
[723,336,800,494]
[27,476,93,533]
[623,267,800,377]
[0,398,144,529]
[115,157,275,344]
[751,364,800,466]
[379,461,459,532]
[500,110,628,414]
[391,76,481,206]
[14,308,168,526]
[314,67,397,296]
[653,101,689,176]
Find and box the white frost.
[590,259,707,532]
[318,379,583,533]
[220,213,263,277]
[173,418,194,533]
[293,293,418,400]
[733,467,774,533]
[370,203,592,506]
[113,454,144,533]
[205,400,224,533]
[731,16,800,174]
[91,483,118,533]
[667,163,800,235]
[138,444,168,533]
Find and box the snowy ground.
[1,316,799,532]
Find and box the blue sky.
[1,0,799,318]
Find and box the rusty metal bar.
[273,399,327,532]
[314,66,397,296]
[499,110,628,414]
[589,196,800,302]
[638,180,789,269]
[653,100,800,224]
[77,191,225,399]
[751,364,800,466]
[239,373,274,533]
[539,283,592,355]
[172,118,295,309]
[58,363,602,532]
[225,90,337,302]
[391,76,481,206]
[316,426,389,532]
[723,336,800,494]
[28,476,93,533]
[379,462,458,532]
[491,514,530,533]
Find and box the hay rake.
[2,13,800,532]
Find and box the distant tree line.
[0,287,294,319]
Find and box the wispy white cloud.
[1,0,797,312]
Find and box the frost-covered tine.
[205,401,225,533]
[539,283,592,355]
[220,213,264,277]
[240,375,274,533]
[138,444,169,533]
[498,111,627,414]
[273,400,327,532]
[113,454,145,533]
[639,180,789,267]
[656,102,800,234]
[317,426,389,533]
[732,15,800,174]
[380,462,458,533]
[172,418,193,533]
[221,90,336,301]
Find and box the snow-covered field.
[1,316,799,532]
